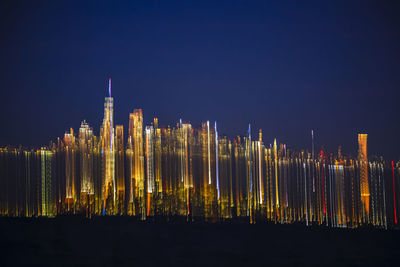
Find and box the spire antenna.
[108,78,112,98]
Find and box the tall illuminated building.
[154,118,163,195]
[203,121,217,219]
[64,128,76,211]
[217,136,233,219]
[245,125,253,221]
[100,78,115,214]
[198,121,216,220]
[258,130,264,206]
[126,132,133,214]
[40,148,54,217]
[161,127,173,198]
[264,146,273,219]
[128,109,145,218]
[79,120,94,212]
[215,122,220,202]
[234,137,246,217]
[358,133,370,220]
[179,121,193,216]
[115,125,125,213]
[92,135,102,215]
[145,125,155,216]
[273,138,279,219]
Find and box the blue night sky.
[0,0,399,159]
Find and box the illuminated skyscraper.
[265,146,273,219]
[358,133,370,219]
[64,128,76,211]
[245,125,253,221]
[100,78,115,214]
[92,135,102,215]
[179,121,193,216]
[115,125,125,213]
[201,121,217,220]
[145,125,155,216]
[79,120,94,205]
[40,148,54,217]
[128,109,145,218]
[258,130,264,205]
[154,118,162,194]
[274,138,279,218]
[217,136,233,219]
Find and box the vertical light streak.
[180,119,184,183]
[304,162,308,226]
[392,161,397,224]
[274,139,279,205]
[285,156,288,209]
[248,125,253,222]
[382,165,387,229]
[215,121,220,199]
[248,124,252,193]
[25,151,30,217]
[358,134,369,218]
[145,126,154,218]
[312,130,315,193]
[258,140,262,204]
[321,151,326,216]
[335,164,340,227]
[339,165,345,227]
[334,165,338,227]
[41,150,46,216]
[207,121,211,185]
[329,165,334,227]
[311,130,314,158]
[108,78,115,203]
[129,136,133,204]
[186,129,190,216]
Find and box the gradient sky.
[1,0,399,159]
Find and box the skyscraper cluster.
[0,80,399,229]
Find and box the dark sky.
[0,0,399,160]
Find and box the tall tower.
[258,129,263,205]
[358,133,370,217]
[273,138,279,214]
[79,120,94,211]
[180,121,192,216]
[154,118,162,194]
[64,128,76,210]
[40,148,54,217]
[115,125,124,213]
[145,125,155,216]
[128,109,145,218]
[100,78,115,214]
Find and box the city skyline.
[1,86,399,230]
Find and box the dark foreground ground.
[0,217,399,266]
